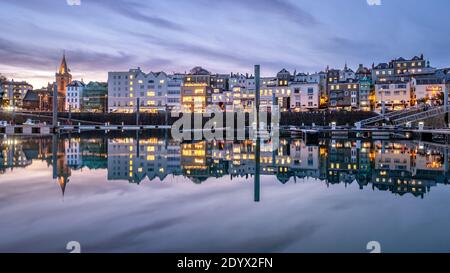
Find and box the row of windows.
[294,102,317,107]
[377,91,408,95]
[396,62,424,67]
[330,84,358,90]
[379,84,407,89]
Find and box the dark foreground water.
[1,132,450,253]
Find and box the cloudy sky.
[1,0,450,88]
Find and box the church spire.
[59,51,69,75]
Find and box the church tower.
[55,52,72,96]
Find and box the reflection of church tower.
[58,176,69,197]
[52,135,71,197]
[57,140,71,197]
[55,52,72,96]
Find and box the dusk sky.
[1,0,450,88]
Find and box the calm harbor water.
[1,132,450,253]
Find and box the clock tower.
[55,52,72,96]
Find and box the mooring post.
[53,83,58,130]
[254,64,261,202]
[52,133,58,179]
[136,130,140,158]
[136,97,140,126]
[254,137,261,202]
[165,104,169,126]
[255,65,260,133]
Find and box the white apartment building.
[108,68,183,113]
[65,80,85,111]
[229,73,248,89]
[227,73,256,111]
[411,77,446,102]
[167,73,183,111]
[260,77,291,111]
[375,81,412,111]
[290,82,320,111]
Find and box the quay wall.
[1,111,377,126]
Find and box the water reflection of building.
[65,138,82,168]
[107,137,181,184]
[0,137,53,173]
[2,135,450,199]
[372,141,434,197]
[327,140,359,185]
[181,141,211,183]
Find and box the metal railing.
[359,104,430,126]
[393,105,450,126]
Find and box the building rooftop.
[68,80,85,87]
